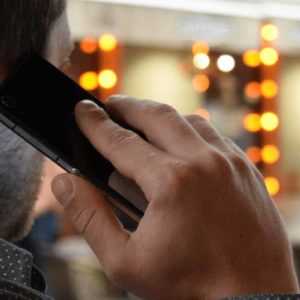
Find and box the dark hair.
[0,0,66,66]
[0,0,66,241]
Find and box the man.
[53,99,300,300]
[0,1,72,299]
[0,1,299,300]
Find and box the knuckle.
[155,103,176,115]
[186,114,207,125]
[210,150,232,175]
[229,152,250,174]
[143,102,176,117]
[71,208,97,235]
[162,160,192,192]
[108,128,138,151]
[94,108,109,123]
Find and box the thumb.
[51,174,129,269]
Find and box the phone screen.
[0,54,144,226]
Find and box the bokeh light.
[192,74,210,93]
[244,82,261,100]
[193,53,210,70]
[243,113,261,132]
[192,41,209,55]
[99,33,118,52]
[261,24,279,42]
[260,112,279,131]
[79,71,98,91]
[261,80,278,99]
[98,69,118,89]
[217,55,236,73]
[262,145,280,164]
[243,50,260,68]
[265,177,280,197]
[80,37,98,54]
[194,108,210,121]
[260,47,279,66]
[246,147,261,164]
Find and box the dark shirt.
[0,239,299,300]
[0,239,52,300]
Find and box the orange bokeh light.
[260,112,279,132]
[265,177,280,197]
[244,82,261,100]
[262,145,280,164]
[79,71,98,91]
[80,37,98,54]
[192,41,209,55]
[261,80,278,99]
[243,113,261,133]
[98,69,118,89]
[243,50,260,68]
[260,47,279,66]
[99,34,118,52]
[194,108,210,121]
[246,147,261,164]
[261,24,279,42]
[192,74,210,93]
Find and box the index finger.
[105,96,206,159]
[75,100,171,197]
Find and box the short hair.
[0,0,66,67]
[0,0,66,241]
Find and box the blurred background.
[23,0,300,299]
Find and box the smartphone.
[0,53,144,229]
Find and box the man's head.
[0,0,73,241]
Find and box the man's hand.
[52,97,299,300]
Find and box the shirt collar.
[0,239,33,287]
[0,239,47,293]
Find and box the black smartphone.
[0,53,144,229]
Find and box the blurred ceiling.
[68,0,300,54]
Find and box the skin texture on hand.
[52,96,299,300]
[34,159,63,218]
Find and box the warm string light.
[243,49,260,68]
[194,107,210,121]
[243,113,261,133]
[260,112,279,132]
[79,71,98,91]
[243,23,280,197]
[261,24,279,42]
[260,47,279,66]
[79,34,119,94]
[265,177,280,196]
[99,33,118,52]
[217,55,236,73]
[98,69,118,89]
[192,41,209,55]
[262,145,280,164]
[242,47,279,67]
[80,37,98,54]
[192,74,210,93]
[244,82,261,101]
[261,80,278,99]
[246,147,262,164]
[193,53,210,70]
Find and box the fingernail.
[78,100,104,114]
[107,94,125,102]
[52,175,74,207]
